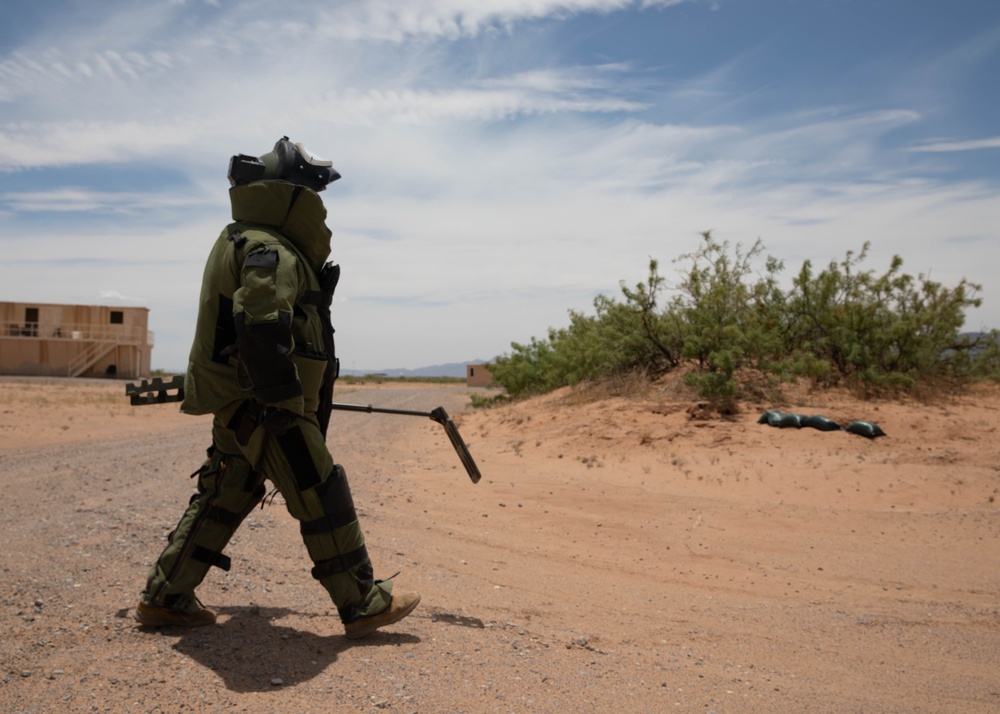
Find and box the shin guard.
[300,465,391,622]
[144,448,265,607]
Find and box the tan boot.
[343,591,420,639]
[133,599,217,627]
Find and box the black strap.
[310,545,369,580]
[191,545,232,572]
[300,506,357,536]
[205,505,242,529]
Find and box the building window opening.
[23,307,39,336]
[110,311,124,325]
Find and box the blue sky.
[1,0,998,371]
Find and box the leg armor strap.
[191,544,232,572]
[310,545,370,580]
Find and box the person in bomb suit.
[134,137,420,639]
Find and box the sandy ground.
[0,375,998,713]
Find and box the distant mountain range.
[339,359,494,379]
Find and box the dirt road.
[1,378,998,712]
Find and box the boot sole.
[133,606,216,628]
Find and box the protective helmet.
[228,136,341,191]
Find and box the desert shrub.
[785,242,984,392]
[670,232,785,399]
[491,258,685,396]
[615,259,685,372]
[490,336,558,396]
[490,234,991,400]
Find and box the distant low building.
[466,362,494,387]
[0,301,153,379]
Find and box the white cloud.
[908,136,1000,153]
[0,120,208,170]
[321,83,646,126]
[309,0,688,42]
[2,188,213,213]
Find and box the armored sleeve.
[232,241,305,412]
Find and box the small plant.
[469,392,510,409]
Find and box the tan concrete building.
[0,301,153,379]
[466,362,494,387]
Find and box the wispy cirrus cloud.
[908,136,1000,153]
[322,67,648,125]
[0,120,216,170]
[307,0,690,42]
[1,187,212,213]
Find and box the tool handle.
[330,403,435,419]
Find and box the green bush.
[490,233,990,400]
[670,233,785,399]
[785,242,985,392]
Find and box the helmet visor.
[294,142,332,169]
[259,137,341,191]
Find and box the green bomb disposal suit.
[142,180,392,624]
